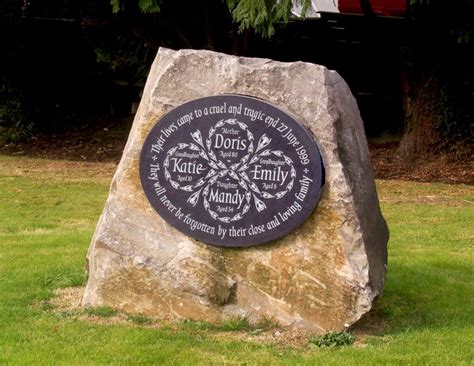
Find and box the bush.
[308,331,355,348]
[0,86,33,144]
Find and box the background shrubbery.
[0,0,473,154]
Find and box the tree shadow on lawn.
[353,260,472,336]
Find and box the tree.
[226,0,310,38]
[110,0,310,38]
[398,0,474,157]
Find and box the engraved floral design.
[163,118,295,223]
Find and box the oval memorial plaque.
[140,94,324,247]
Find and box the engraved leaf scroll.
[163,118,295,223]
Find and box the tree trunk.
[398,66,445,159]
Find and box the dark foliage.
[0,0,472,152]
[0,0,240,141]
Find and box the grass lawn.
[1,155,473,365]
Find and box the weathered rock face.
[82,48,388,332]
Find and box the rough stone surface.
[82,48,389,332]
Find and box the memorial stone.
[82,48,389,332]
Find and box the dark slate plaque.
[140,94,324,247]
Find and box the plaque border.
[139,94,325,247]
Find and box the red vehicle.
[292,0,407,18]
[339,0,407,17]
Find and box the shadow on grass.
[354,260,472,335]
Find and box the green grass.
[83,306,118,318]
[1,155,473,365]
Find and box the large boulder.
[82,48,388,332]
